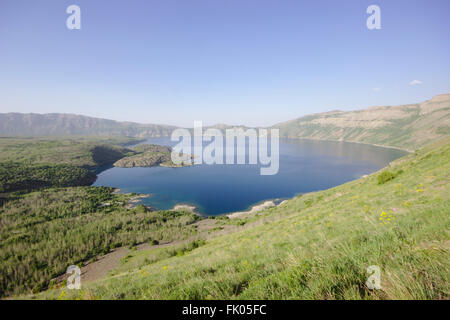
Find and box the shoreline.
[168,198,290,219]
[171,204,197,213]
[116,188,290,220]
[226,198,288,219]
[136,135,413,153]
[279,137,413,153]
[108,136,410,219]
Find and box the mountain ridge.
[274,93,450,151]
[1,94,449,151]
[0,113,176,138]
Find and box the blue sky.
[0,0,449,127]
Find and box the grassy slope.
[36,138,449,300]
[0,137,139,169]
[0,137,140,193]
[274,94,450,151]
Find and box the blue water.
[94,138,407,215]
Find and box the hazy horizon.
[1,0,450,127]
[1,91,449,128]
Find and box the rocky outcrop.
[114,152,171,167]
[113,144,192,168]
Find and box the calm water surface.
[94,138,407,215]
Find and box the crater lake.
[93,138,407,216]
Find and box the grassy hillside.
[0,137,141,194]
[34,137,449,300]
[274,94,450,151]
[0,137,139,169]
[0,113,176,138]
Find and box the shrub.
[215,215,229,220]
[135,204,148,213]
[304,199,314,207]
[128,240,137,248]
[169,239,206,257]
[377,170,395,184]
[377,169,404,185]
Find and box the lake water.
[94,138,407,216]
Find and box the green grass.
[32,138,449,300]
[117,240,207,275]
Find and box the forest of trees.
[0,187,200,297]
[0,163,97,193]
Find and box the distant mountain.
[0,113,176,137]
[273,94,450,151]
[1,94,449,151]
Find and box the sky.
[0,0,449,127]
